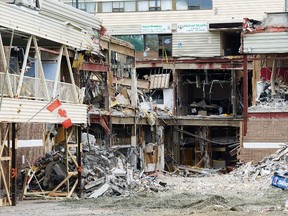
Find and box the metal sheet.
[40,0,101,31]
[0,1,95,50]
[173,32,220,57]
[150,74,170,89]
[0,98,87,123]
[243,32,288,54]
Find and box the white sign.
[177,23,208,33]
[141,24,171,34]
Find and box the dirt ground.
[0,173,287,216]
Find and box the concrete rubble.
[81,139,169,198]
[22,136,169,199]
[232,144,288,180]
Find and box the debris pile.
[81,143,168,198]
[232,144,288,179]
[22,140,168,199]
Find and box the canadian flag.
[47,98,73,129]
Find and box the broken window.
[221,31,241,56]
[158,35,172,58]
[115,35,144,52]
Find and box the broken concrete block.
[89,183,110,198]
[84,177,105,190]
[112,168,126,176]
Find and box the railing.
[0,72,80,103]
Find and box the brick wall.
[238,148,278,163]
[239,116,288,162]
[244,118,288,142]
[17,123,43,140]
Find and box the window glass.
[113,1,124,12]
[161,0,172,10]
[125,1,136,11]
[149,0,160,7]
[86,2,97,13]
[188,0,200,10]
[201,0,212,9]
[176,0,212,10]
[176,0,188,10]
[145,35,158,52]
[102,2,112,12]
[138,0,149,11]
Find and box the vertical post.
[33,36,50,101]
[243,55,248,136]
[172,68,177,115]
[64,46,79,103]
[77,126,82,198]
[231,70,237,116]
[16,36,32,97]
[11,123,16,206]
[52,46,64,98]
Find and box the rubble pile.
[81,144,168,198]
[22,141,168,199]
[232,144,288,179]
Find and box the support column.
[173,68,177,115]
[77,126,82,198]
[11,123,16,206]
[231,70,237,116]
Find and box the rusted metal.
[89,114,111,134]
[80,63,109,72]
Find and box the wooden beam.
[0,32,13,97]
[33,36,50,100]
[16,36,32,97]
[52,46,64,98]
[64,46,78,103]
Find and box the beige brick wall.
[239,117,288,162]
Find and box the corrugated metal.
[0,98,87,123]
[173,32,221,57]
[0,1,95,50]
[243,32,288,54]
[40,0,101,31]
[150,74,170,89]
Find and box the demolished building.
[241,12,288,162]
[0,0,139,205]
[62,0,286,169]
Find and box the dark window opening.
[221,31,241,56]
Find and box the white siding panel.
[173,32,221,57]
[0,2,94,50]
[213,0,285,22]
[243,32,288,54]
[40,0,101,31]
[96,0,284,35]
[0,98,87,124]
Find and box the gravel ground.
[0,173,287,216]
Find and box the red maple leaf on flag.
[58,108,68,118]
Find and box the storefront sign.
[141,24,171,34]
[177,23,208,33]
